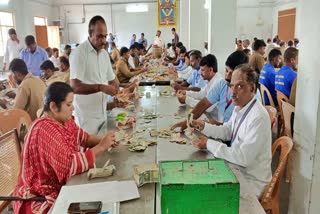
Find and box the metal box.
[159,159,239,214]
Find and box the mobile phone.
[68,201,102,214]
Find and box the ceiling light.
[126,4,148,13]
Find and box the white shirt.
[167,46,176,58]
[3,39,24,65]
[128,55,136,69]
[154,36,165,48]
[185,72,222,107]
[202,97,272,198]
[70,39,115,128]
[177,66,193,80]
[49,56,60,68]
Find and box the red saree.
[13,117,95,213]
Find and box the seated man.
[111,42,120,65]
[191,64,272,198]
[9,58,46,120]
[40,60,64,86]
[176,54,222,109]
[275,47,298,98]
[171,51,249,130]
[59,56,70,84]
[116,47,147,83]
[128,44,139,69]
[259,48,282,105]
[172,50,207,92]
[167,51,193,80]
[174,46,187,71]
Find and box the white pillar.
[207,0,236,73]
[188,0,206,52]
[288,0,320,213]
[179,0,189,50]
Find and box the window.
[34,16,47,26]
[0,11,14,56]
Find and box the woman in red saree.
[13,82,118,213]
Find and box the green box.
[159,159,239,214]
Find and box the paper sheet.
[51,180,140,213]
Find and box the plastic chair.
[264,106,277,129]
[260,136,293,214]
[276,91,289,137]
[0,129,21,212]
[0,109,32,144]
[260,84,276,108]
[281,100,295,183]
[281,100,295,139]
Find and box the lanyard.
[224,86,232,112]
[230,99,257,143]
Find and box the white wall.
[0,0,54,40]
[236,0,299,42]
[288,0,320,212]
[236,6,273,41]
[58,2,179,48]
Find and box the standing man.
[64,45,72,58]
[138,33,148,48]
[2,28,23,72]
[19,35,48,77]
[70,15,119,135]
[154,30,165,48]
[171,27,179,47]
[130,34,136,46]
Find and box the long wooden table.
[67,86,265,214]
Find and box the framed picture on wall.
[158,0,177,26]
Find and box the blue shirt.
[206,79,234,123]
[175,59,187,71]
[138,38,148,47]
[275,65,297,97]
[187,69,208,88]
[19,46,48,77]
[130,39,136,46]
[259,63,278,105]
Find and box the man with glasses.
[191,64,272,199]
[70,15,119,135]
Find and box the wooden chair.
[260,84,276,108]
[264,106,277,129]
[0,109,32,144]
[0,129,21,212]
[276,91,289,137]
[260,136,293,214]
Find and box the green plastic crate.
[159,159,239,214]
